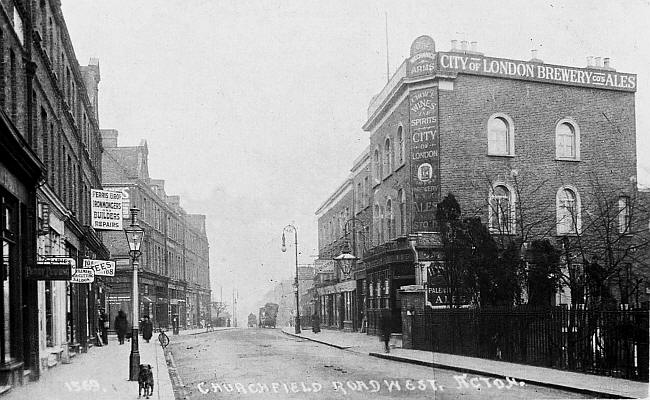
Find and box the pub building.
[315,35,638,340]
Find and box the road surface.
[168,328,594,399]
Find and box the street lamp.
[124,207,144,381]
[281,224,300,334]
[334,242,357,280]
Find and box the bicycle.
[158,328,170,349]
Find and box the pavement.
[282,327,650,400]
[1,327,233,400]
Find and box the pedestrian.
[114,310,129,345]
[99,309,109,345]
[311,312,321,333]
[379,310,392,353]
[141,315,153,343]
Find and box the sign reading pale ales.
[83,259,116,277]
[91,189,123,230]
[70,268,95,284]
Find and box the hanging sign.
[83,259,116,277]
[27,257,74,280]
[71,268,95,284]
[91,189,123,230]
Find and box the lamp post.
[281,224,300,334]
[124,207,144,381]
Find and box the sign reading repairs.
[83,259,116,277]
[91,189,123,230]
[437,52,636,91]
[409,87,440,232]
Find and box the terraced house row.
[0,1,211,392]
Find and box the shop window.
[1,193,16,363]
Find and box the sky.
[62,0,650,322]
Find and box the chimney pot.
[451,40,458,50]
[586,56,593,67]
[594,56,602,67]
[603,57,610,68]
[470,41,477,52]
[531,49,538,59]
[461,40,468,51]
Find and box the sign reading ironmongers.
[28,257,74,280]
[91,189,123,230]
[83,259,115,277]
[409,87,440,232]
[71,268,95,284]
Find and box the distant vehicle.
[258,303,279,328]
[247,313,257,328]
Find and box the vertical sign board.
[421,261,471,308]
[409,87,440,232]
[91,189,123,231]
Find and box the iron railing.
[410,306,649,381]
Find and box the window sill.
[487,153,515,158]
[555,157,580,162]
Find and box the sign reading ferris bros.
[91,189,123,230]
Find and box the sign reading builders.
[409,87,440,232]
[83,259,116,277]
[434,52,636,92]
[91,189,123,230]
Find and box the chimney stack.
[470,41,477,52]
[461,40,468,52]
[586,56,593,67]
[451,40,458,51]
[594,56,602,67]
[603,57,610,68]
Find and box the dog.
[138,364,154,399]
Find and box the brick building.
[314,148,371,331]
[100,130,211,331]
[0,0,109,388]
[316,35,641,336]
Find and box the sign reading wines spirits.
[409,87,440,232]
[83,259,116,277]
[91,189,123,230]
[429,52,637,92]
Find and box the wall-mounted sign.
[71,268,95,284]
[90,189,123,231]
[83,259,115,277]
[409,87,440,232]
[38,202,50,235]
[27,257,75,280]
[421,261,470,308]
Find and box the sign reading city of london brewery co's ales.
[91,189,123,230]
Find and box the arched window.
[384,137,393,176]
[386,198,394,239]
[357,182,362,210]
[373,203,381,245]
[618,196,631,234]
[557,186,580,234]
[398,189,406,235]
[397,126,405,165]
[489,184,514,233]
[556,118,580,160]
[487,113,514,156]
[373,148,382,183]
